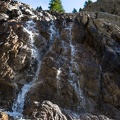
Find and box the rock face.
[31,101,68,120]
[0,0,56,110]
[24,100,112,120]
[0,112,9,120]
[83,0,120,16]
[0,0,120,120]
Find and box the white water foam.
[65,22,85,109]
[56,68,61,80]
[44,21,57,55]
[56,68,62,97]
[7,20,41,119]
[7,20,58,119]
[49,21,56,43]
[23,20,39,59]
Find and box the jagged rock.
[103,72,120,106]
[0,13,9,34]
[83,0,120,16]
[24,8,120,119]
[33,101,67,120]
[0,0,120,120]
[80,113,112,120]
[79,9,120,120]
[24,100,112,120]
[81,15,89,25]
[0,112,9,120]
[0,1,8,13]
[0,13,9,21]
[7,9,22,18]
[0,79,16,110]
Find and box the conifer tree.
[72,8,77,13]
[84,0,92,8]
[48,0,65,13]
[79,8,82,12]
[36,6,42,12]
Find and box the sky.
[19,0,97,13]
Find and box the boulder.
[33,101,67,120]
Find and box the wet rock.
[0,0,120,120]
[25,27,85,113]
[25,6,120,119]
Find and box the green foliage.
[36,6,42,11]
[48,0,65,13]
[72,8,77,13]
[84,0,92,8]
[79,8,82,12]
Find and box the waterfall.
[7,20,41,119]
[5,18,85,119]
[65,22,85,110]
[6,20,57,119]
[56,68,62,97]
[49,21,58,47]
[56,68,61,80]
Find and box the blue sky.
[19,0,96,13]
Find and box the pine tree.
[36,6,42,12]
[84,0,92,8]
[72,8,77,13]
[79,8,82,12]
[48,0,65,13]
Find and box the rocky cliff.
[83,0,120,15]
[0,0,120,120]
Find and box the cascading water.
[56,68,61,80]
[49,21,58,47]
[7,20,41,119]
[64,22,85,110]
[56,68,62,97]
[4,16,85,118]
[6,20,57,119]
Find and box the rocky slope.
[0,0,120,120]
[83,0,120,15]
